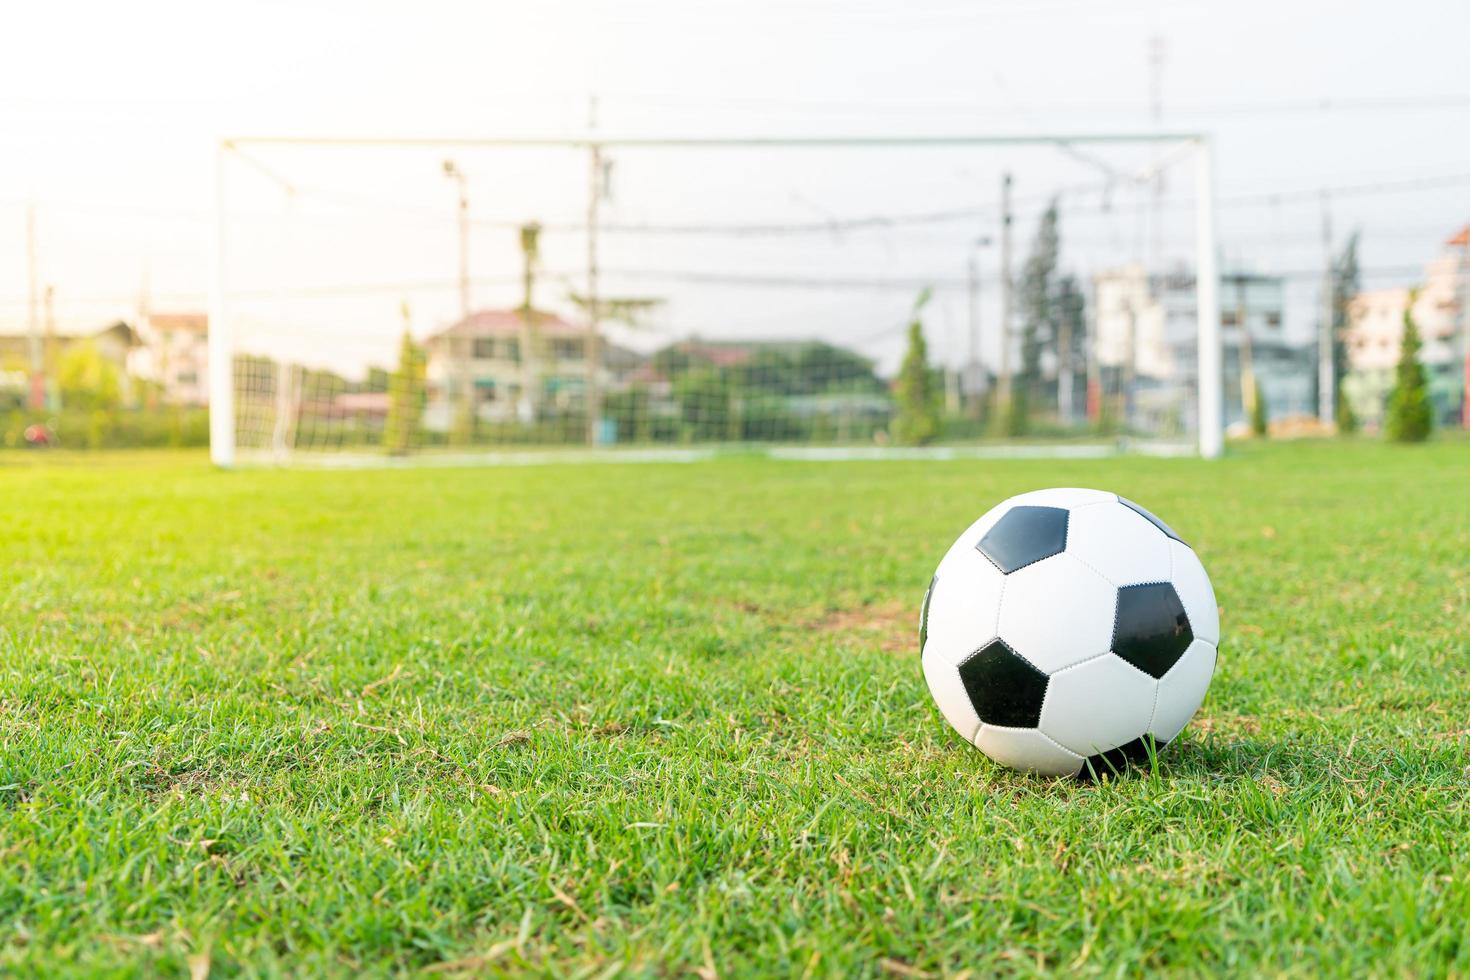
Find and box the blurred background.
[2,0,1467,458]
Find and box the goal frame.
[208,131,1222,464]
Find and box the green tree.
[382,330,426,455]
[1335,387,1358,435]
[604,385,653,442]
[1055,273,1086,423]
[1384,304,1432,443]
[57,340,121,411]
[1330,232,1360,431]
[735,343,884,397]
[1014,200,1060,432]
[672,368,732,442]
[892,292,939,446]
[1250,379,1269,437]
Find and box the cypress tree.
[1331,232,1360,431]
[383,329,426,455]
[1384,304,1432,443]
[1015,200,1060,433]
[1335,387,1358,435]
[892,296,939,446]
[1249,380,1269,437]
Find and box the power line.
[0,261,1435,316]
[604,91,1470,119]
[592,263,1431,291]
[481,206,1001,237]
[9,166,1470,238]
[1223,171,1470,206]
[464,170,1470,235]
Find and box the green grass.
[1,440,1468,976]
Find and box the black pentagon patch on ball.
[975,506,1068,574]
[918,573,937,655]
[1117,496,1186,545]
[957,639,1048,728]
[1112,582,1193,679]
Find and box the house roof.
[149,313,208,334]
[0,321,136,351]
[626,362,669,385]
[666,338,819,368]
[431,308,584,341]
[96,320,143,347]
[334,392,391,413]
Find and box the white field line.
[234,440,1196,469]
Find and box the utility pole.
[1318,191,1335,426]
[519,221,542,425]
[996,172,1014,416]
[137,261,153,410]
[1144,36,1166,435]
[43,285,57,411]
[26,204,43,411]
[1236,276,1258,431]
[1145,36,1167,435]
[442,162,470,321]
[585,96,604,446]
[966,236,991,418]
[1085,278,1101,425]
[1123,296,1137,429]
[1458,226,1470,428]
[442,159,473,438]
[1057,284,1074,425]
[966,253,980,417]
[1148,35,1166,272]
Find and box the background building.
[132,312,209,406]
[0,320,142,408]
[423,309,640,430]
[1343,246,1467,427]
[1093,266,1313,434]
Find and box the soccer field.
[1,441,1467,975]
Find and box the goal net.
[210,134,1220,464]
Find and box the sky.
[3,0,1469,375]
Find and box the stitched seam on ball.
[1052,648,1117,675]
[1173,543,1220,645]
[993,573,1007,640]
[991,551,1065,575]
[1145,672,1161,738]
[975,543,1006,574]
[1035,727,1083,761]
[960,638,1046,683]
[1065,552,1123,654]
[1036,662,1054,728]
[1001,640,1048,679]
[1067,551,1118,591]
[1115,656,1161,684]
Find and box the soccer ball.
[919,488,1219,777]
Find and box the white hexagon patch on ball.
[918,488,1219,778]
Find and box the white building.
[131,312,209,406]
[1343,242,1467,427]
[1093,266,1312,434]
[423,309,639,430]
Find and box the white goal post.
[208,132,1222,464]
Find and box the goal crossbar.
[223,132,1208,149]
